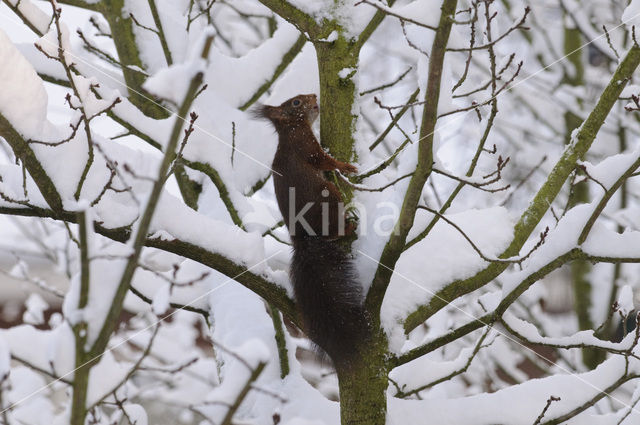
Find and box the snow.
[0,336,9,379]
[62,253,128,344]
[502,312,637,352]
[151,282,171,315]
[0,29,49,139]
[23,293,49,325]
[381,207,514,351]
[320,31,338,42]
[5,0,50,35]
[266,42,319,103]
[86,350,131,406]
[2,0,640,423]
[121,404,148,425]
[205,22,303,107]
[143,62,201,106]
[389,355,640,425]
[338,67,355,79]
[501,204,592,296]
[617,285,635,316]
[623,0,640,29]
[391,344,486,394]
[122,0,166,74]
[6,367,55,425]
[583,220,640,260]
[141,27,211,105]
[621,84,640,98]
[14,41,67,83]
[150,192,267,269]
[579,149,640,190]
[0,323,76,378]
[102,95,173,149]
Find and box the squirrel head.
[254,94,319,126]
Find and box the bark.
[336,332,389,425]
[314,39,359,162]
[563,22,603,369]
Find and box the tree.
[1,0,640,424]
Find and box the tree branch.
[257,0,321,38]
[0,114,64,212]
[403,44,640,334]
[0,205,297,326]
[88,34,212,357]
[365,0,458,323]
[239,34,307,111]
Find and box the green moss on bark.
[314,37,359,162]
[337,332,388,425]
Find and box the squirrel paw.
[345,220,357,237]
[339,162,358,174]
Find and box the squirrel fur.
[255,94,370,367]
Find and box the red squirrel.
[255,94,370,368]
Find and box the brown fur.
[256,94,369,368]
[256,94,356,238]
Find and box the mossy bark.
[97,0,168,119]
[314,39,359,162]
[336,332,388,425]
[563,24,603,369]
[313,28,388,425]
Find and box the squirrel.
[255,94,370,368]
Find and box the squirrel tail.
[291,236,370,368]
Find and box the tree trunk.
[314,40,359,162]
[336,335,388,425]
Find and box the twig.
[401,20,429,56]
[148,0,173,65]
[129,13,159,35]
[360,67,413,96]
[532,396,561,425]
[87,34,216,359]
[220,361,267,425]
[355,0,437,30]
[417,206,547,265]
[356,138,411,182]
[168,111,199,177]
[27,115,83,147]
[77,30,126,69]
[452,0,479,92]
[501,155,547,206]
[447,7,530,52]
[395,327,494,398]
[345,172,413,192]
[602,25,620,60]
[128,285,210,318]
[139,357,199,374]
[231,121,236,166]
[369,88,420,151]
[11,354,71,384]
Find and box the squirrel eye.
[292,99,301,107]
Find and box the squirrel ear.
[252,104,284,122]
